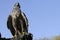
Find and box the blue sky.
[0,0,60,39]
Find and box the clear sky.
[0,0,60,39]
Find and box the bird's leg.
[20,20,25,35]
[21,25,24,35]
[13,26,17,38]
[12,18,17,38]
[18,30,21,35]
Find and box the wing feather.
[21,12,29,26]
[7,15,15,36]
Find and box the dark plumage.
[7,15,15,36]
[7,2,28,37]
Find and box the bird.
[7,2,29,37]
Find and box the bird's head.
[14,2,20,8]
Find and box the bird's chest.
[11,13,20,19]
